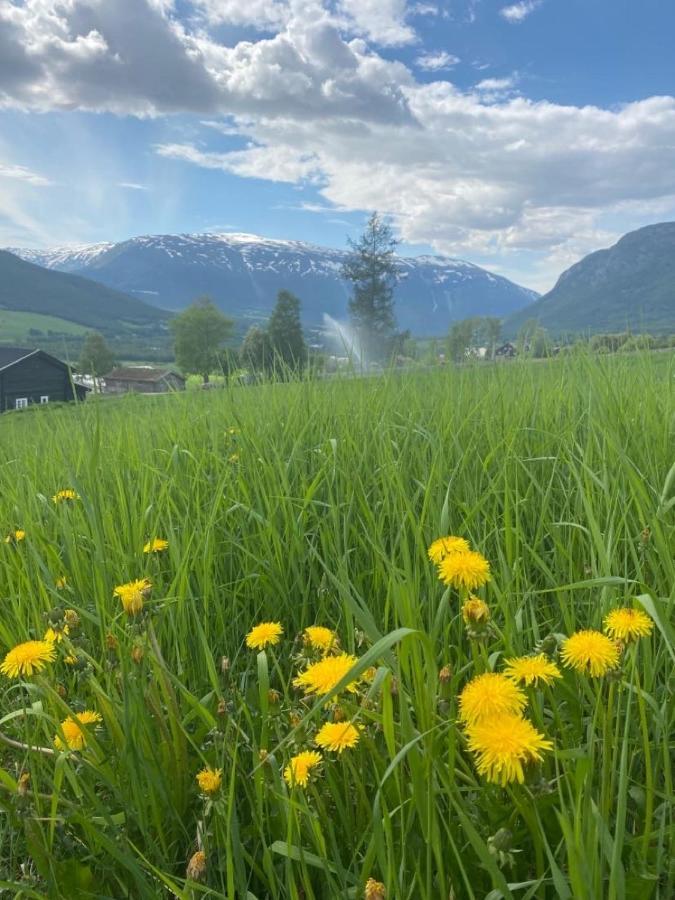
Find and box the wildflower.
[44,625,69,644]
[293,652,360,696]
[0,640,56,678]
[105,632,119,651]
[428,535,471,565]
[186,850,207,881]
[143,537,168,553]
[4,529,25,544]
[465,712,553,786]
[315,721,361,753]
[604,607,653,642]
[438,550,491,590]
[438,664,452,684]
[365,878,386,900]
[246,621,283,650]
[64,654,78,666]
[461,596,490,626]
[228,452,240,464]
[55,576,68,589]
[267,688,281,704]
[196,767,222,794]
[131,644,144,664]
[504,654,562,687]
[283,750,322,787]
[54,710,102,751]
[560,630,621,677]
[303,625,338,653]
[17,772,31,796]
[113,578,152,616]
[458,672,527,725]
[63,609,79,628]
[52,489,79,504]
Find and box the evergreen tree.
[341,212,399,361]
[79,332,114,391]
[267,290,306,372]
[170,296,233,383]
[239,325,272,374]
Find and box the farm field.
[0,352,673,899]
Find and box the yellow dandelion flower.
[246,621,283,649]
[143,537,169,553]
[4,529,25,544]
[315,721,361,753]
[196,767,222,794]
[461,596,490,625]
[428,535,471,564]
[458,672,527,725]
[604,607,653,642]
[438,550,491,590]
[0,640,56,678]
[44,625,70,644]
[283,750,322,787]
[54,710,101,751]
[303,626,338,653]
[293,652,360,696]
[52,489,80,504]
[504,654,562,687]
[113,578,152,616]
[64,654,78,666]
[560,630,620,677]
[365,878,386,900]
[465,713,553,786]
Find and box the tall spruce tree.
[267,290,306,373]
[341,212,399,361]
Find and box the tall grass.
[0,351,673,899]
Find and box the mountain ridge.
[6,232,539,334]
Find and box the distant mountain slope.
[0,250,167,332]
[506,223,675,335]
[7,233,538,334]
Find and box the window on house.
[40,395,49,404]
[15,398,28,409]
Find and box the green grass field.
[0,353,673,899]
[0,310,89,342]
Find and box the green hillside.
[0,249,168,334]
[507,222,675,335]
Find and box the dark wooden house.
[103,366,186,394]
[0,347,88,413]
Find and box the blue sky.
[1,0,674,291]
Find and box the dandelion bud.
[267,689,281,705]
[332,706,346,722]
[17,772,30,796]
[48,607,64,626]
[389,677,399,697]
[461,596,490,626]
[258,748,269,762]
[105,632,119,651]
[289,711,302,728]
[365,877,386,900]
[217,698,227,717]
[186,850,207,881]
[438,665,452,684]
[538,634,558,656]
[131,645,144,664]
[56,683,67,699]
[220,656,230,674]
[488,827,513,854]
[64,609,80,628]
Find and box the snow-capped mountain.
[7,232,538,332]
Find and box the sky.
[1,1,675,292]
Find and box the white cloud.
[500,2,542,24]
[0,162,52,186]
[192,0,290,30]
[417,51,460,71]
[2,0,675,289]
[118,182,148,190]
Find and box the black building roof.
[0,347,35,371]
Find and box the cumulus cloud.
[417,51,460,71]
[500,2,543,24]
[2,0,675,287]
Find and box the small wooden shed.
[103,366,186,394]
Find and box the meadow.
[0,352,673,899]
